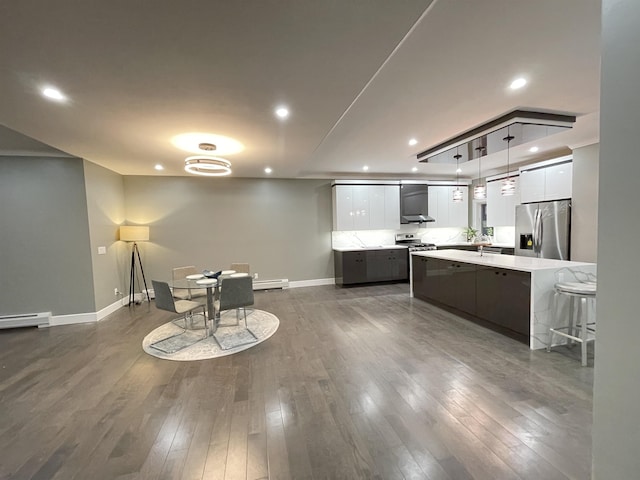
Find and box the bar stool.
[547,281,597,366]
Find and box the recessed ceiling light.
[412,167,418,172]
[408,138,418,146]
[171,133,244,155]
[275,106,289,119]
[154,164,164,171]
[362,165,369,171]
[510,77,527,90]
[456,167,462,173]
[264,167,272,174]
[42,87,66,102]
[529,146,539,153]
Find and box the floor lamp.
[120,225,150,306]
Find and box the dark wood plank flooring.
[0,284,593,479]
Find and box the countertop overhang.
[411,249,596,272]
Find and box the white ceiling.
[0,0,601,180]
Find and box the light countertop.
[436,242,515,248]
[333,245,408,252]
[411,249,596,272]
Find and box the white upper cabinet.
[368,186,385,230]
[332,184,400,231]
[486,176,520,227]
[518,168,545,203]
[428,185,468,228]
[333,185,354,230]
[382,185,400,229]
[519,157,573,203]
[352,185,370,230]
[544,162,573,200]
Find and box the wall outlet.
[114,288,120,296]
[254,273,259,280]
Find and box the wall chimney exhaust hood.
[402,214,435,223]
[400,184,434,224]
[417,110,576,164]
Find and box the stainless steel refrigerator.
[515,200,571,260]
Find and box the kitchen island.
[411,249,596,349]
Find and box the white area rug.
[142,309,279,361]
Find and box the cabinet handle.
[502,272,507,276]
[495,271,499,275]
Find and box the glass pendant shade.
[452,149,463,203]
[501,178,516,196]
[474,145,486,200]
[501,131,515,196]
[473,184,486,199]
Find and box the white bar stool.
[547,281,596,366]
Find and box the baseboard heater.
[253,279,289,291]
[0,312,51,329]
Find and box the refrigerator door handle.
[533,209,542,254]
[537,210,543,254]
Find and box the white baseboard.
[49,298,126,326]
[46,279,334,328]
[97,298,126,321]
[289,278,335,288]
[49,312,97,326]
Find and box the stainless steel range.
[395,233,437,252]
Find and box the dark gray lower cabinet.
[412,255,428,297]
[412,255,530,338]
[335,251,367,285]
[335,249,408,285]
[413,257,476,315]
[476,266,531,335]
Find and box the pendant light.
[452,148,464,203]
[501,127,516,196]
[473,145,486,199]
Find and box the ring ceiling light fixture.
[184,156,232,176]
[171,133,244,155]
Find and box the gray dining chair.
[213,276,257,349]
[152,280,208,336]
[172,266,207,300]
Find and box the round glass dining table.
[169,271,238,335]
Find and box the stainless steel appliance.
[400,184,435,224]
[395,233,437,252]
[515,200,571,260]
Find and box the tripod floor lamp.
[120,225,150,306]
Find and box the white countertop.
[436,242,515,248]
[411,249,596,272]
[333,245,408,252]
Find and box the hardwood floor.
[0,284,593,480]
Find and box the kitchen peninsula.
[411,250,596,349]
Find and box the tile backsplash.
[493,226,515,245]
[331,225,515,248]
[331,226,466,248]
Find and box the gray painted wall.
[123,176,334,283]
[593,0,640,477]
[0,156,95,315]
[571,143,599,262]
[83,160,127,310]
